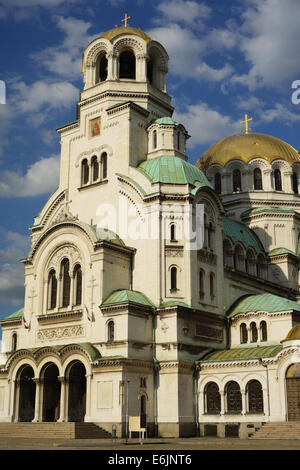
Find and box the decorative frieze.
[37,325,85,342]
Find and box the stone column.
[32,378,41,422]
[241,389,247,415]
[220,390,225,416]
[85,373,93,422]
[58,376,66,422]
[12,379,20,422]
[136,54,147,82]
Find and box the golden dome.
[196,133,300,171]
[100,26,153,43]
[283,324,300,341]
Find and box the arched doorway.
[42,363,61,422]
[68,361,86,422]
[18,365,36,422]
[140,394,147,429]
[286,364,300,420]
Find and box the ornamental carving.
[48,245,81,268]
[37,325,85,342]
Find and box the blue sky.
[0,0,299,317]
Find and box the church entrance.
[18,365,36,422]
[42,363,61,422]
[67,361,86,422]
[286,364,300,421]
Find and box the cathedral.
[1,20,300,439]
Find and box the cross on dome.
[121,12,131,28]
[240,113,253,134]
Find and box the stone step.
[250,422,300,440]
[0,422,112,439]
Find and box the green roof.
[227,293,300,318]
[223,216,264,253]
[154,117,179,126]
[137,156,213,187]
[101,289,155,308]
[0,307,24,323]
[269,247,297,257]
[91,226,126,247]
[241,206,295,218]
[201,344,282,362]
[116,173,147,197]
[159,301,191,309]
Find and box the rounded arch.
[113,37,145,57]
[246,379,264,413]
[66,360,87,422]
[40,362,61,422]
[234,243,246,271]
[16,364,36,422]
[245,248,257,276]
[225,380,242,413]
[223,238,234,267]
[119,49,136,79]
[204,381,221,414]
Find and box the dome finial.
[121,12,131,28]
[240,113,253,134]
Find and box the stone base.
[199,422,265,438]
[158,422,196,438]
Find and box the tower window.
[108,321,115,342]
[209,272,214,297]
[199,269,205,299]
[74,264,82,306]
[170,267,177,290]
[240,323,248,344]
[260,321,267,342]
[153,130,157,149]
[61,258,71,308]
[101,152,107,179]
[250,322,258,343]
[177,131,180,150]
[170,224,176,241]
[99,55,108,82]
[233,169,241,192]
[12,333,17,352]
[81,159,89,185]
[48,269,57,310]
[91,156,99,182]
[274,169,282,191]
[292,172,298,194]
[215,172,221,194]
[119,51,136,79]
[254,168,263,190]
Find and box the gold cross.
[121,12,131,28]
[240,113,252,134]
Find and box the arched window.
[240,323,248,344]
[74,264,82,306]
[254,167,263,190]
[250,322,258,343]
[48,269,57,310]
[61,258,71,308]
[12,333,17,352]
[81,159,89,185]
[101,152,107,179]
[177,131,180,150]
[208,222,214,250]
[223,239,233,267]
[170,267,177,290]
[233,169,241,192]
[234,245,245,271]
[226,381,242,413]
[205,382,221,414]
[215,172,221,194]
[108,321,115,342]
[257,254,265,279]
[199,269,205,299]
[98,55,108,82]
[209,272,214,297]
[147,58,153,84]
[91,156,99,182]
[245,249,256,276]
[153,130,157,149]
[292,172,298,194]
[247,380,264,413]
[274,169,282,191]
[119,51,136,79]
[170,224,176,241]
[260,320,267,342]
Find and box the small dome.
[283,324,300,341]
[138,155,213,187]
[196,133,300,171]
[100,26,152,43]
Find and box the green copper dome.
[137,156,213,187]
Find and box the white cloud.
[155,0,211,28]
[174,102,241,147]
[0,154,60,197]
[259,103,300,125]
[148,23,234,83]
[0,262,25,307]
[234,0,300,89]
[31,16,97,79]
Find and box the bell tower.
[80,17,173,118]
